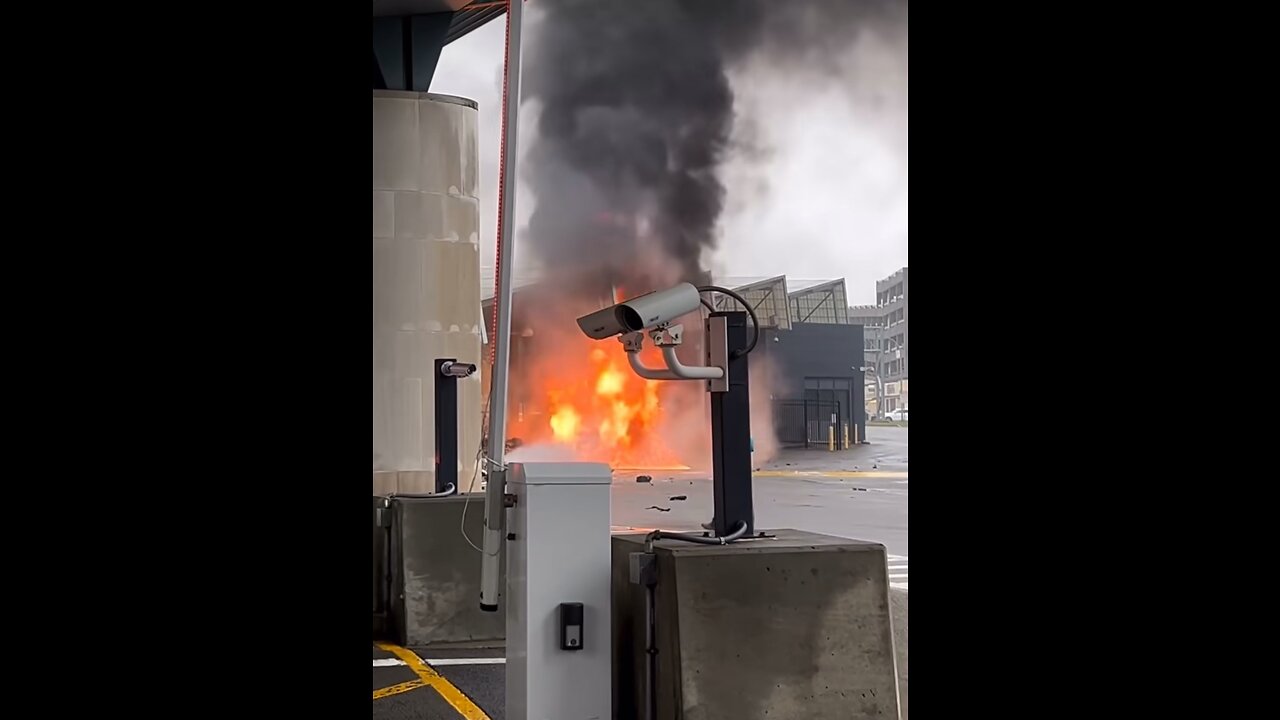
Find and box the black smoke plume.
[520,0,907,296]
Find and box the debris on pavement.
[636,475,652,483]
[669,495,688,501]
[646,505,671,512]
[851,487,867,492]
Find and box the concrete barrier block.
[890,586,907,719]
[612,530,900,720]
[388,494,506,646]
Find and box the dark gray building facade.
[716,272,875,443]
[756,322,867,448]
[713,276,867,447]
[876,268,909,403]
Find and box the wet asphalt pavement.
[613,425,908,557]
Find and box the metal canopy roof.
[372,0,472,16]
[785,278,843,295]
[372,0,506,45]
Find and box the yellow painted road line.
[373,679,426,700]
[374,642,492,719]
[754,470,908,479]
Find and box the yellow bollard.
[843,423,850,450]
[828,425,835,451]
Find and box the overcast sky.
[430,12,908,306]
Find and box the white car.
[884,408,909,422]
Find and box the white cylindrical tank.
[373,90,483,494]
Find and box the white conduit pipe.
[627,351,680,380]
[660,346,724,380]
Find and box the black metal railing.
[773,398,842,448]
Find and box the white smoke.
[712,14,909,295]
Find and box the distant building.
[848,267,908,415]
[849,304,886,417]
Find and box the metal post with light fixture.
[434,359,476,495]
[859,365,884,424]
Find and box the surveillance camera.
[576,304,629,340]
[576,282,701,340]
[617,283,701,333]
[440,361,477,378]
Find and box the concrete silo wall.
[373,90,483,494]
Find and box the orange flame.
[517,331,687,469]
[549,405,580,441]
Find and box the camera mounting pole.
[579,284,759,540]
[707,311,754,536]
[615,311,755,537]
